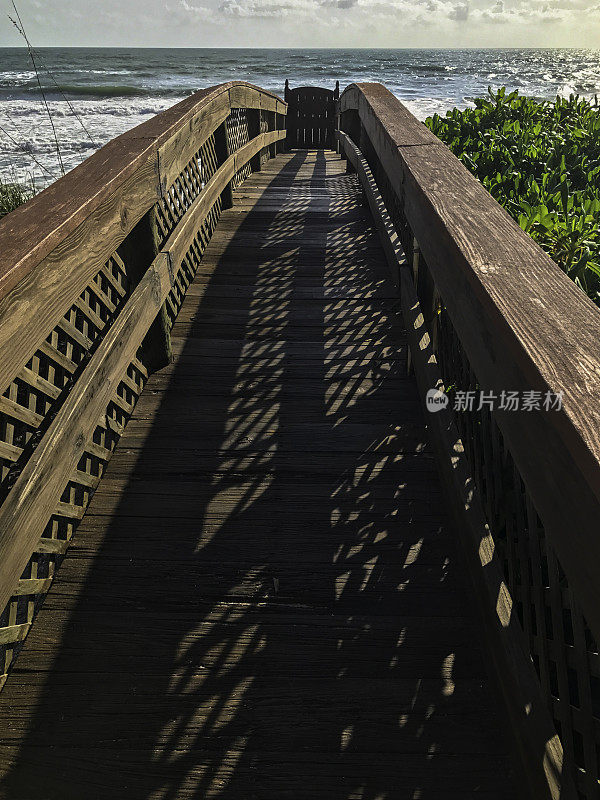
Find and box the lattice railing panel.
[155,133,221,248]
[226,108,252,189]
[355,121,600,799]
[0,246,148,687]
[0,355,147,688]
[435,311,600,798]
[0,253,130,488]
[164,198,222,330]
[0,87,283,691]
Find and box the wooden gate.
[284,80,339,149]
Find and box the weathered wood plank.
[0,253,174,618]
[340,82,600,651]
[0,149,514,800]
[0,140,158,304]
[0,152,159,397]
[0,749,514,800]
[0,83,287,397]
[338,128,571,800]
[165,129,285,267]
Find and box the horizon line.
[0,45,597,50]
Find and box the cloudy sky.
[0,0,599,48]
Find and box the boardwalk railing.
[338,82,600,800]
[2,74,600,798]
[0,81,286,689]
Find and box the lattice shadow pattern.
[356,123,600,800]
[0,105,276,689]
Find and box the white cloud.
[219,0,319,16]
[449,1,469,19]
[322,0,360,7]
[180,0,211,12]
[474,0,565,24]
[2,0,600,46]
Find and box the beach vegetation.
[425,89,600,305]
[0,180,33,219]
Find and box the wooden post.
[334,82,341,155]
[117,210,172,372]
[333,81,340,151]
[214,120,234,210]
[412,235,420,285]
[249,109,262,172]
[267,111,277,160]
[284,80,292,151]
[340,109,360,173]
[276,113,286,154]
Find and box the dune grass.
[0,180,33,220]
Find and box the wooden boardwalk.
[0,150,515,799]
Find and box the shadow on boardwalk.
[0,151,514,799]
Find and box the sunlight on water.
[0,47,599,187]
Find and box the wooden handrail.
[340,82,600,647]
[0,82,284,303]
[0,81,287,685]
[337,126,574,800]
[0,82,286,396]
[338,81,600,800]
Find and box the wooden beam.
[0,124,285,623]
[165,129,285,268]
[157,99,230,192]
[338,128,576,800]
[0,81,287,309]
[213,121,234,210]
[0,83,287,398]
[0,152,159,397]
[0,140,158,305]
[0,252,174,622]
[117,209,172,371]
[227,82,284,114]
[339,82,600,648]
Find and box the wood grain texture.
[157,84,285,191]
[0,150,514,799]
[0,82,287,397]
[227,83,285,114]
[166,130,286,267]
[0,110,281,690]
[0,139,157,304]
[0,152,159,398]
[340,81,600,648]
[338,129,573,800]
[0,252,174,629]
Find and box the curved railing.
[3,74,599,797]
[338,82,600,800]
[0,81,287,689]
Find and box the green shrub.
[425,89,600,305]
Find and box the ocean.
[0,47,599,187]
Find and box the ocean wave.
[0,84,187,99]
[2,47,600,187]
[414,64,456,74]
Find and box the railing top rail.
[340,81,600,643]
[0,80,286,304]
[0,77,287,683]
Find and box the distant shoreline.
[1,45,599,51]
[1,47,598,185]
